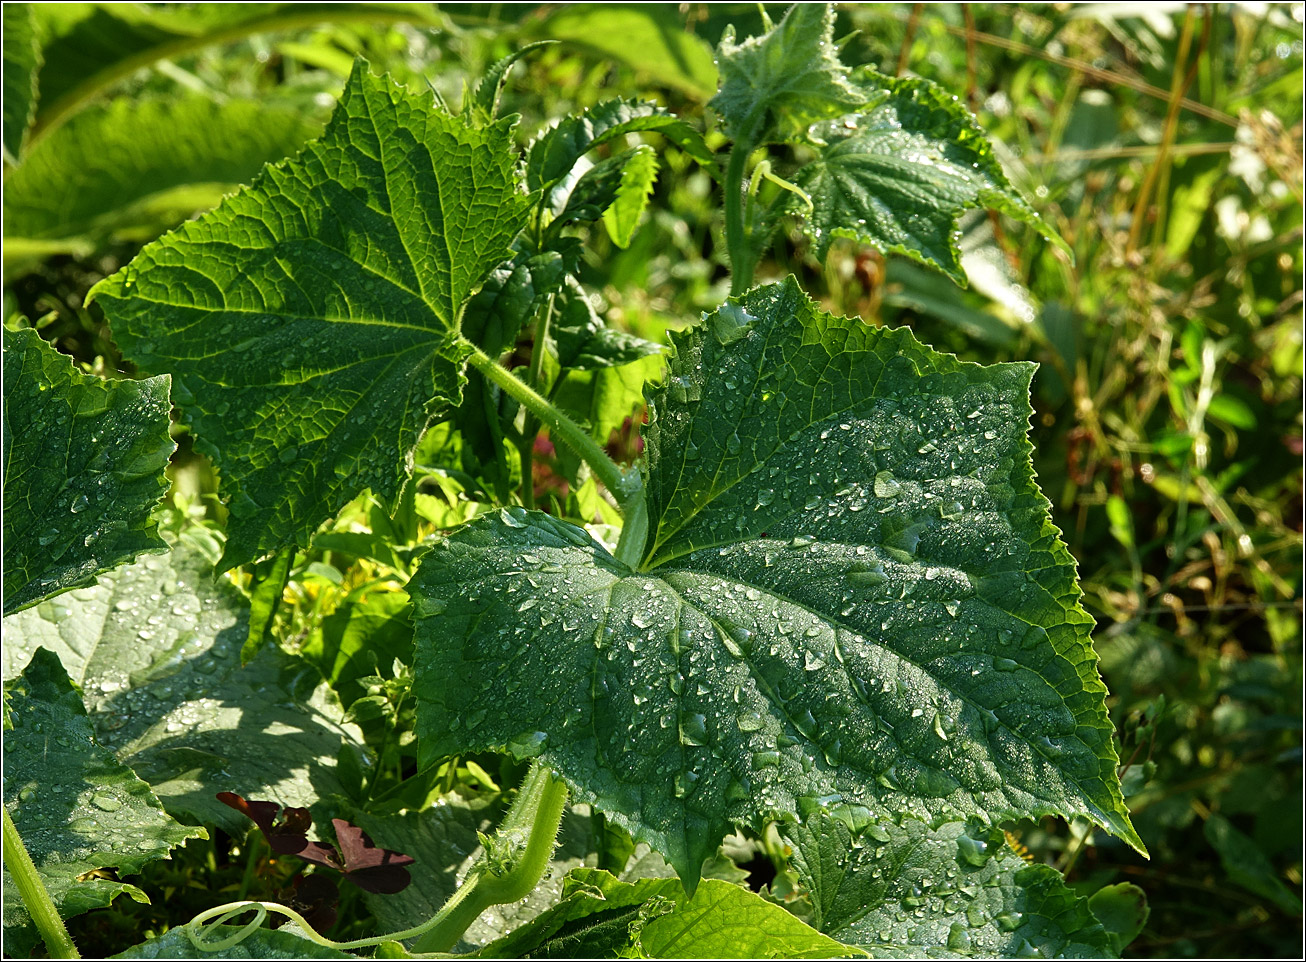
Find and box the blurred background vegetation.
[3,3,1301,957]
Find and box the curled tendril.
[185,899,442,953]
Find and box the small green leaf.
[465,41,556,123]
[2,327,173,615]
[112,924,354,959]
[550,277,663,371]
[527,98,712,194]
[411,277,1142,888]
[3,648,204,954]
[299,589,413,708]
[241,546,294,665]
[1,538,364,834]
[604,146,660,248]
[794,70,1066,285]
[1088,882,1150,955]
[2,3,40,163]
[786,813,1116,957]
[90,59,532,572]
[1204,813,1302,914]
[548,148,658,238]
[710,3,865,145]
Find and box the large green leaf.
[785,813,1116,957]
[792,71,1065,286]
[90,59,532,571]
[475,868,851,959]
[2,328,173,615]
[1,537,364,834]
[3,649,204,955]
[28,3,440,144]
[3,95,326,269]
[709,4,865,145]
[411,277,1142,886]
[2,3,40,162]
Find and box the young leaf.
[411,277,1142,888]
[547,147,658,238]
[1,539,365,835]
[526,98,712,194]
[793,70,1068,286]
[2,327,173,615]
[215,792,321,856]
[603,145,660,248]
[464,40,556,123]
[89,59,532,572]
[2,3,40,163]
[709,3,865,145]
[785,813,1116,957]
[3,648,204,955]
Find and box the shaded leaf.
[1,538,365,835]
[3,649,203,954]
[1088,882,1150,955]
[411,277,1141,888]
[785,813,1115,957]
[89,59,532,571]
[794,70,1065,285]
[1204,813,1302,914]
[550,277,663,372]
[709,4,865,145]
[329,818,415,894]
[2,327,173,615]
[3,96,325,270]
[2,3,40,163]
[215,791,321,857]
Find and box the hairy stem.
[2,807,79,959]
[464,343,639,512]
[724,110,768,296]
[413,763,569,952]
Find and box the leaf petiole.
[2,807,80,959]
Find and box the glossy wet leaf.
[412,277,1141,886]
[793,71,1065,285]
[3,96,326,269]
[112,924,353,959]
[89,59,532,571]
[2,3,39,162]
[709,3,865,145]
[785,813,1115,957]
[2,327,173,615]
[1,538,364,834]
[2,648,203,954]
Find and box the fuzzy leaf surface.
[793,71,1064,285]
[709,3,865,145]
[3,648,204,953]
[89,60,531,570]
[786,813,1115,957]
[2,537,364,834]
[2,328,173,615]
[413,277,1140,885]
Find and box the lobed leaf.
[89,59,532,571]
[785,812,1116,957]
[411,277,1142,887]
[709,3,865,145]
[793,71,1067,285]
[2,327,173,615]
[3,648,204,954]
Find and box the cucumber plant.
[3,6,1149,958]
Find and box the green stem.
[2,807,79,959]
[464,343,638,511]
[413,764,569,953]
[723,112,767,296]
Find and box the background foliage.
[3,2,1301,958]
